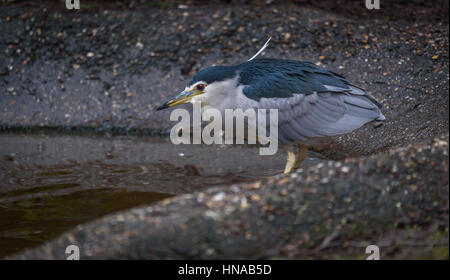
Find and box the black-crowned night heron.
[157,46,385,174]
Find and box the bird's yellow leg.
[283,149,297,174]
[284,144,308,174]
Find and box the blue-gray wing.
[243,82,385,145]
[259,89,384,144]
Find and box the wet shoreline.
[1,1,448,259]
[0,131,327,257]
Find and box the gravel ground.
[1,1,449,259]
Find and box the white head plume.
[248,37,271,61]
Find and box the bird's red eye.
[196,84,205,91]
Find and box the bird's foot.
[284,150,297,174]
[283,144,308,174]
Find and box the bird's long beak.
[156,90,197,111]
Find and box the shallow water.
[0,132,325,257]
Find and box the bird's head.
[157,65,238,110]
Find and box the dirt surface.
[0,1,448,156]
[1,1,449,259]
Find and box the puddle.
[0,131,326,257]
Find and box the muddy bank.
[0,1,449,259]
[0,132,327,257]
[11,135,449,259]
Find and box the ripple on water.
[1,132,314,257]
